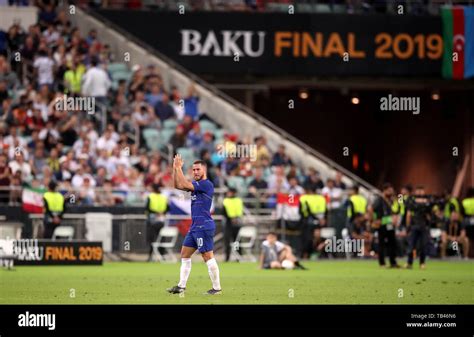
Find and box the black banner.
[0,305,472,335]
[95,10,442,77]
[13,240,103,265]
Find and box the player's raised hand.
[174,154,184,169]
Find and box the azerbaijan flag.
[441,6,474,79]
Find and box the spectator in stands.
[145,83,163,107]
[9,152,31,182]
[30,145,46,177]
[38,120,60,151]
[43,23,60,46]
[79,176,96,205]
[334,171,347,190]
[96,180,116,206]
[9,172,22,204]
[271,144,293,166]
[248,166,268,208]
[111,163,129,191]
[0,80,9,105]
[57,114,78,147]
[255,136,270,165]
[170,124,186,151]
[38,3,57,27]
[303,167,324,191]
[154,92,175,122]
[132,101,160,140]
[71,165,96,189]
[198,131,214,155]
[96,127,118,153]
[81,57,111,103]
[288,176,304,195]
[322,178,343,210]
[186,121,203,154]
[33,49,55,90]
[128,65,145,95]
[268,165,289,193]
[0,153,11,203]
[55,157,72,182]
[184,83,200,120]
[170,86,185,120]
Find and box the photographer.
[405,186,431,269]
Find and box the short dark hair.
[48,181,57,191]
[351,185,359,193]
[267,231,277,237]
[382,182,392,191]
[415,185,425,190]
[403,184,413,193]
[193,160,206,167]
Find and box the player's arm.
[172,154,194,192]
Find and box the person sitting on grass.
[259,232,306,270]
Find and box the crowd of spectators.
[0,2,354,209]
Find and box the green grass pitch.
[1,260,473,304]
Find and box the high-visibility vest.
[347,194,367,217]
[148,193,168,213]
[64,65,85,94]
[462,197,474,216]
[43,192,64,213]
[300,194,326,218]
[223,197,244,219]
[444,197,460,218]
[392,195,409,216]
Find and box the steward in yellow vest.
[223,187,244,262]
[43,181,65,239]
[299,187,327,259]
[347,185,368,223]
[146,184,169,261]
[462,187,474,230]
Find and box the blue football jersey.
[190,179,215,231]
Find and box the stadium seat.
[176,147,196,167]
[226,176,247,195]
[230,226,258,262]
[151,226,179,263]
[111,70,132,82]
[213,128,225,140]
[163,119,178,130]
[52,226,75,240]
[143,128,161,151]
[199,120,217,134]
[160,129,175,144]
[107,62,128,73]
